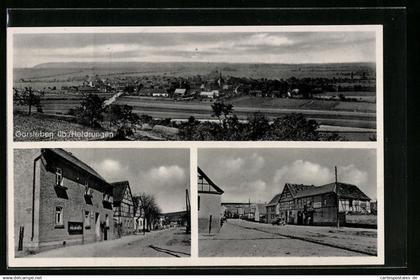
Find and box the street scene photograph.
[11,26,378,141]
[198,148,378,257]
[13,148,191,258]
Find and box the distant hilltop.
[32,61,376,69]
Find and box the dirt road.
[28,227,190,258]
[199,219,376,257]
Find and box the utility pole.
[335,166,338,183]
[335,166,339,228]
[185,188,190,234]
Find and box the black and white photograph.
[198,148,379,257]
[12,148,191,258]
[9,26,380,142]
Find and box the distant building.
[161,210,189,228]
[222,202,249,218]
[174,88,187,96]
[200,90,219,99]
[152,92,169,97]
[266,182,371,226]
[14,149,115,254]
[111,181,135,237]
[197,167,224,234]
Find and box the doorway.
[95,213,101,241]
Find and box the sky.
[13,31,376,68]
[198,148,377,204]
[67,148,190,213]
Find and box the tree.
[211,102,233,124]
[108,104,140,139]
[136,193,161,233]
[266,113,320,140]
[245,112,271,140]
[13,87,44,115]
[75,94,106,128]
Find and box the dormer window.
[102,193,113,210]
[55,168,63,186]
[84,183,93,198]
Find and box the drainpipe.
[31,155,42,241]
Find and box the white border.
[7,25,384,267]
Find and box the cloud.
[339,164,368,187]
[250,153,266,171]
[223,179,268,202]
[132,165,186,194]
[272,160,369,189]
[132,165,187,213]
[273,160,332,187]
[13,31,376,67]
[241,179,267,192]
[237,33,293,47]
[93,159,127,179]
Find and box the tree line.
[14,89,341,141]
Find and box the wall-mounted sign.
[313,202,322,208]
[68,221,83,235]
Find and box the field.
[226,96,376,113]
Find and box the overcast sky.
[198,148,377,204]
[67,148,190,213]
[13,31,376,68]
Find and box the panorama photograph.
[11,27,378,141]
[13,148,191,258]
[197,148,378,257]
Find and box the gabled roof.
[266,193,282,206]
[111,180,133,204]
[332,182,371,200]
[197,167,224,194]
[174,88,186,94]
[291,182,371,201]
[285,183,314,197]
[43,148,106,181]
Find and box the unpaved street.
[199,219,376,257]
[29,227,190,258]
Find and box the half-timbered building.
[266,182,371,226]
[111,181,135,237]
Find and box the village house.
[200,90,219,99]
[174,88,187,96]
[14,149,115,254]
[266,182,371,226]
[111,181,135,237]
[197,167,224,234]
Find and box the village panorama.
[12,30,377,141]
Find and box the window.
[84,211,90,228]
[56,168,63,186]
[55,207,64,228]
[198,196,200,211]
